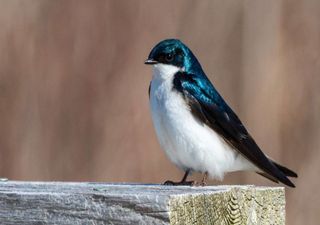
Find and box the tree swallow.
[145,39,297,187]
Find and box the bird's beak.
[144,59,158,65]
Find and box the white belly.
[149,65,254,180]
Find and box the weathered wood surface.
[0,181,285,225]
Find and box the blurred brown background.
[0,0,319,224]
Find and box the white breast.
[149,64,255,180]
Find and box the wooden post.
[0,181,285,224]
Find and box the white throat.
[152,64,181,81]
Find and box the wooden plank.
[0,181,285,224]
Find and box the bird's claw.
[163,180,196,186]
[194,181,207,187]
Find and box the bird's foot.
[197,172,208,187]
[193,181,207,187]
[163,180,196,186]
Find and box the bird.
[145,39,297,187]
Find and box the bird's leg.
[163,169,195,186]
[199,172,208,186]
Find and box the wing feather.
[173,72,295,187]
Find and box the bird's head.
[145,39,202,74]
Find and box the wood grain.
[0,181,285,224]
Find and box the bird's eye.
[165,53,174,62]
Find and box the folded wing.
[173,71,296,187]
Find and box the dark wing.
[173,72,295,187]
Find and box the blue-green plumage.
[146,39,297,187]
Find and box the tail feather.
[256,159,297,188]
[256,172,279,183]
[271,160,298,178]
